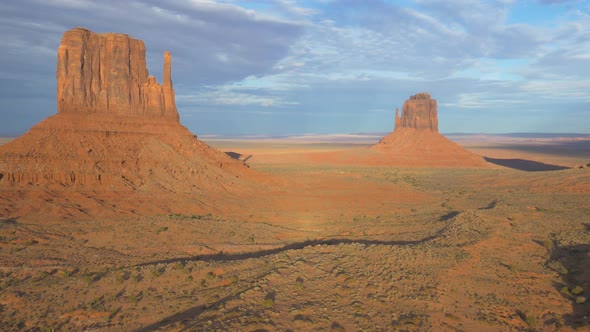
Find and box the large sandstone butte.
[372,92,487,167]
[0,28,258,219]
[57,28,178,120]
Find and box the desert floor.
[0,138,589,331]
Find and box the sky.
[1,0,589,136]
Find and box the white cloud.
[521,80,590,101]
[178,87,298,107]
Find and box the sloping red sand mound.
[0,112,266,220]
[371,128,488,167]
[0,113,254,191]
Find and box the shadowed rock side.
[0,28,260,218]
[372,93,488,167]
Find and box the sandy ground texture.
[0,138,589,331]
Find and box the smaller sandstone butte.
[57,27,178,120]
[395,92,438,131]
[372,93,487,167]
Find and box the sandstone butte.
[372,92,488,167]
[0,28,258,206]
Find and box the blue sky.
[1,0,589,136]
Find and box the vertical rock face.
[56,27,178,121]
[395,92,438,132]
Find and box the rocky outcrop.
[0,28,259,220]
[57,27,178,121]
[372,92,487,167]
[395,92,438,131]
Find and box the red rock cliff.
[56,27,178,121]
[395,92,438,132]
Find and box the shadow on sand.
[484,157,571,172]
[131,235,440,269]
[225,151,252,162]
[545,240,590,328]
[133,234,442,331]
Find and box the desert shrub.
[262,298,274,308]
[129,290,143,303]
[115,272,127,283]
[131,273,142,283]
[525,314,537,327]
[560,286,571,295]
[81,273,99,286]
[151,268,164,278]
[541,239,554,250]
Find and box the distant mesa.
[0,28,256,206]
[372,92,488,167]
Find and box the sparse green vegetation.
[151,268,164,278]
[541,239,554,250]
[156,226,169,234]
[571,286,584,295]
[262,298,274,308]
[131,273,141,283]
[561,286,571,295]
[525,313,537,327]
[129,290,144,303]
[116,272,126,283]
[81,274,96,286]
